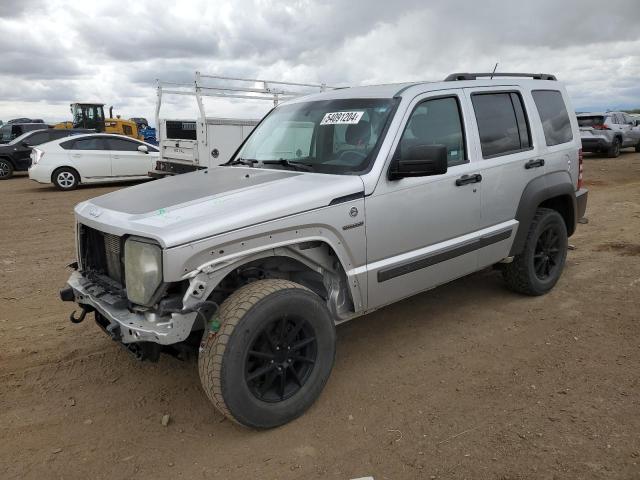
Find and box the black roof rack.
[444,72,557,81]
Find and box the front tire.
[52,167,79,190]
[198,279,336,429]
[0,158,14,180]
[502,208,568,296]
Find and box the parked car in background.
[0,128,92,179]
[0,123,50,144]
[29,134,159,190]
[577,111,640,157]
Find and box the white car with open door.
[29,133,159,190]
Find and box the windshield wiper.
[262,159,314,172]
[223,158,258,167]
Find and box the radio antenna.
[490,63,498,79]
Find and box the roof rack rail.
[444,72,557,81]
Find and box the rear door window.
[532,90,573,146]
[105,138,141,151]
[471,92,532,158]
[70,138,107,150]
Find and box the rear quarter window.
[532,90,573,146]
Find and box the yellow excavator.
[54,103,142,140]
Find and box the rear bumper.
[150,160,200,177]
[576,188,588,220]
[581,137,610,152]
[148,169,171,179]
[62,270,197,345]
[28,164,54,184]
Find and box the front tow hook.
[69,306,92,324]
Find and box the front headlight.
[124,238,163,306]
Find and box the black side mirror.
[389,144,448,180]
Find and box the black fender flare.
[509,171,577,256]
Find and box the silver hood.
[75,166,365,248]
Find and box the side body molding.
[509,171,577,256]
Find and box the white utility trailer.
[150,72,334,177]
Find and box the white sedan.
[29,133,159,190]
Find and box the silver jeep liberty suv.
[61,72,588,428]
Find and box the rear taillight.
[577,148,584,190]
[31,148,44,165]
[593,124,610,130]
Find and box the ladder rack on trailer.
[151,72,338,177]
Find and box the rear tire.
[635,142,640,153]
[198,279,336,429]
[52,167,79,190]
[502,208,568,296]
[607,137,621,158]
[0,158,13,180]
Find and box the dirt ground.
[1,152,639,480]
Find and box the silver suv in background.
[578,111,640,157]
[60,72,588,428]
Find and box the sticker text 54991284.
[320,111,364,125]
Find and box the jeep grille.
[79,224,123,285]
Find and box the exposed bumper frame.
[64,270,198,345]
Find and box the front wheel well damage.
[204,242,355,323]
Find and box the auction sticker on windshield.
[320,111,364,125]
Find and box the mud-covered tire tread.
[502,208,566,296]
[198,279,312,426]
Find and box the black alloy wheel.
[533,226,562,281]
[245,315,317,403]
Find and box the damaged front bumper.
[60,270,198,345]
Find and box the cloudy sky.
[1,0,639,124]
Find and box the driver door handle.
[525,158,545,169]
[455,173,482,186]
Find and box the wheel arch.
[181,239,361,324]
[0,155,16,168]
[509,171,577,256]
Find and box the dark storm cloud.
[76,13,221,61]
[0,0,40,18]
[0,0,639,118]
[0,52,80,79]
[0,80,79,102]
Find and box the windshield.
[233,98,397,174]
